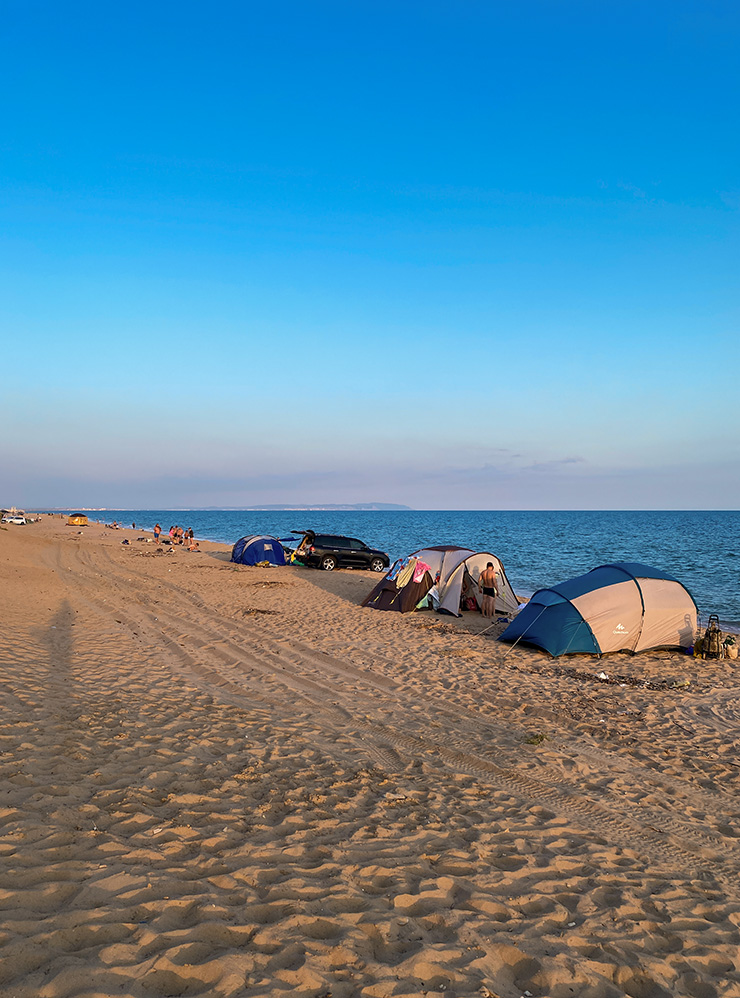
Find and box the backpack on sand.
[702,615,723,660]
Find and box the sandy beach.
[1,517,739,998]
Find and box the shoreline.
[2,518,740,996]
[37,511,740,633]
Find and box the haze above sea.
[56,509,739,627]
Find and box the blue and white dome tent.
[231,535,288,567]
[499,562,698,657]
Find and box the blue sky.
[2,0,738,509]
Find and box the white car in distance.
[1,515,26,524]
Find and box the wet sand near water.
[1,517,740,997]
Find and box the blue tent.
[231,535,287,566]
[499,562,697,657]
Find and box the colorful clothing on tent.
[394,558,418,590]
[364,571,435,613]
[387,557,407,582]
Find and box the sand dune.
[1,517,739,997]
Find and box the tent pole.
[500,605,550,658]
[478,610,508,637]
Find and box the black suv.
[292,531,390,572]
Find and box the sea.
[58,509,739,628]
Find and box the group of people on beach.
[153,523,199,551]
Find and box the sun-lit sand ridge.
[1,517,739,998]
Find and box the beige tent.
[500,562,697,656]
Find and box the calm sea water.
[71,509,739,627]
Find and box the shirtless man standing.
[478,562,498,619]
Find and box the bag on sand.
[702,615,723,659]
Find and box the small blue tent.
[499,562,697,657]
[231,535,287,566]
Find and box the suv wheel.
[321,555,337,571]
[370,557,385,573]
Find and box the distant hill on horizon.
[36,502,414,512]
[215,502,413,511]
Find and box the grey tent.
[364,545,520,617]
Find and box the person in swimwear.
[478,562,498,619]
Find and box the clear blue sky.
[2,1,738,509]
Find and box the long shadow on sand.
[32,599,88,798]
